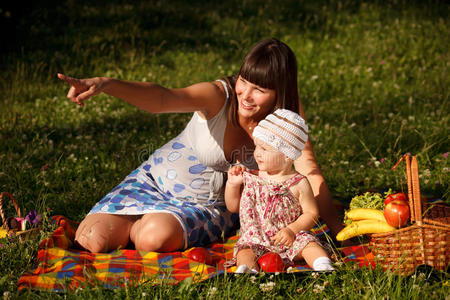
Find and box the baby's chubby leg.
[296,242,334,271]
[75,213,138,252]
[236,248,259,273]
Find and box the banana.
[336,220,395,241]
[346,208,387,223]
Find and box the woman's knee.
[132,213,184,252]
[75,214,135,252]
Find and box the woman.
[58,38,343,253]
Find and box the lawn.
[0,0,448,298]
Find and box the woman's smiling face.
[235,76,276,120]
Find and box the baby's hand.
[270,227,296,247]
[227,165,245,186]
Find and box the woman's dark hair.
[224,38,300,126]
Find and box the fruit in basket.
[257,252,284,272]
[384,192,408,205]
[336,220,395,241]
[346,208,386,223]
[384,200,410,228]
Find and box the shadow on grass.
[1,0,447,66]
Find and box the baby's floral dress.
[232,171,325,264]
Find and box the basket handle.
[392,154,422,225]
[410,156,423,225]
[0,192,22,228]
[404,154,415,223]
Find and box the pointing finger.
[57,73,83,88]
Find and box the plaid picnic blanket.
[17,213,375,292]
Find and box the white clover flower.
[259,281,275,292]
[207,287,218,297]
[249,275,257,283]
[314,284,324,292]
[311,272,319,279]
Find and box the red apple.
[384,192,408,205]
[257,252,284,273]
[384,200,410,228]
[186,247,213,265]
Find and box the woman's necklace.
[247,120,258,132]
[238,116,257,133]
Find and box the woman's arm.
[57,74,225,119]
[294,101,344,237]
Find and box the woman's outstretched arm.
[294,101,344,238]
[57,73,225,119]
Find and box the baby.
[225,109,333,273]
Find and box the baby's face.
[253,138,288,172]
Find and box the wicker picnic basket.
[369,154,450,274]
[0,192,40,240]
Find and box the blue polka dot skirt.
[89,136,239,248]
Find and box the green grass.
[0,0,449,298]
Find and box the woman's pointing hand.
[57,73,107,106]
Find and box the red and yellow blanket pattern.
[17,216,374,292]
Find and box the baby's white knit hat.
[252,109,308,160]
